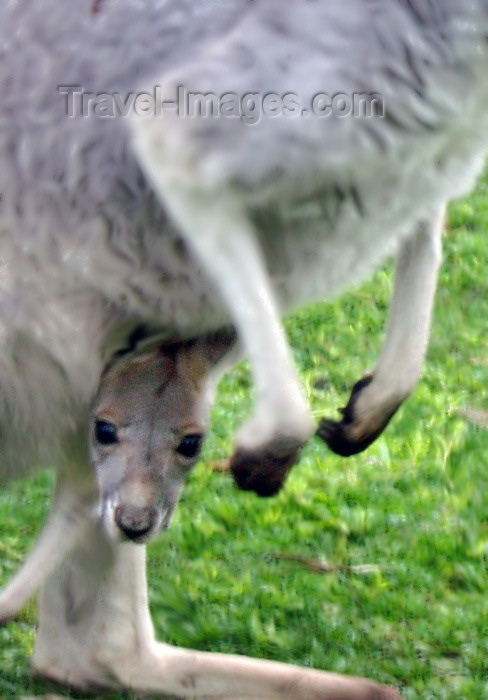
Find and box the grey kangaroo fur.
[1,0,488,697]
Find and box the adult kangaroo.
[1,0,488,696]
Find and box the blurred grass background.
[1,173,487,699]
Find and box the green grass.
[1,174,488,699]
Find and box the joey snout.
[101,474,181,543]
[114,502,160,542]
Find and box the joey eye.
[95,419,119,445]
[176,433,203,459]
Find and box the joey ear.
[175,327,238,389]
[198,326,238,367]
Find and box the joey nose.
[114,504,157,541]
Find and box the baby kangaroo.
[0,333,401,700]
[0,331,236,618]
[91,333,235,544]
